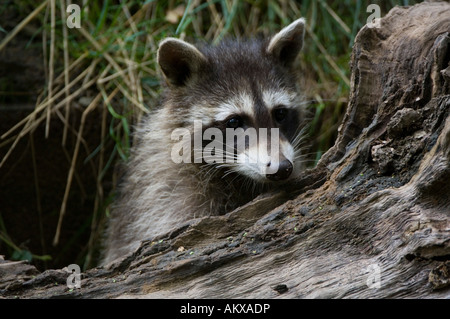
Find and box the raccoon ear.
[267,18,306,67]
[157,38,207,86]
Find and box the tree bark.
[1,2,449,298]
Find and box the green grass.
[0,0,421,269]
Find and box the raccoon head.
[158,18,307,183]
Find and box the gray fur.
[101,18,307,265]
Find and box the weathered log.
[1,2,449,299]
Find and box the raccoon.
[101,18,308,265]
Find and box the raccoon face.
[158,18,306,183]
[213,89,303,182]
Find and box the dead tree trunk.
[1,2,449,298]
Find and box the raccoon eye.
[226,116,243,128]
[273,107,288,123]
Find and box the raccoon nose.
[266,159,293,181]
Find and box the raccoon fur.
[101,18,308,265]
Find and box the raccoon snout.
[265,159,293,181]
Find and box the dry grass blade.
[60,0,71,146]
[45,0,56,138]
[1,53,89,141]
[0,0,49,52]
[53,93,102,246]
[305,26,350,87]
[114,80,148,114]
[320,1,351,34]
[77,27,130,88]
[0,62,89,141]
[0,61,96,170]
